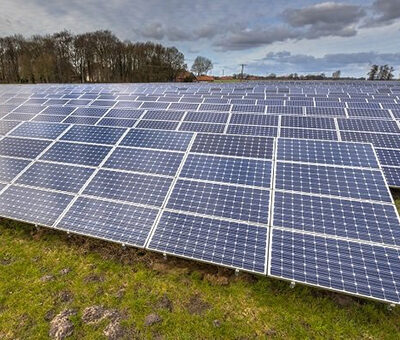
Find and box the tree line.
[0,30,186,83]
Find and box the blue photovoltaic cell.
[46,99,68,106]
[32,115,66,123]
[57,197,158,247]
[281,116,336,129]
[382,167,400,187]
[316,102,345,108]
[347,108,392,119]
[13,105,44,114]
[392,110,400,119]
[198,104,231,112]
[148,211,267,273]
[83,169,172,207]
[347,102,381,109]
[275,162,391,202]
[280,128,338,140]
[0,120,20,135]
[17,162,94,193]
[181,154,272,187]
[267,106,302,114]
[231,105,265,113]
[0,185,73,226]
[179,122,225,133]
[180,97,203,103]
[136,120,179,130]
[340,131,400,149]
[230,99,256,105]
[66,99,92,106]
[168,103,199,111]
[105,147,183,175]
[184,111,229,123]
[376,148,400,166]
[305,107,346,116]
[144,110,184,121]
[337,118,400,133]
[121,129,193,151]
[72,107,108,117]
[167,179,270,224]
[230,114,279,126]
[269,229,400,303]
[41,142,111,166]
[191,134,274,159]
[41,106,75,115]
[97,118,136,127]
[106,109,143,119]
[3,113,36,121]
[61,125,125,145]
[10,122,69,139]
[0,137,51,159]
[277,138,379,168]
[63,116,100,125]
[114,101,142,109]
[0,105,16,114]
[90,100,115,107]
[227,125,278,137]
[140,101,169,109]
[0,156,30,182]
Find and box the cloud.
[282,2,366,39]
[252,50,400,74]
[364,0,400,27]
[214,27,296,51]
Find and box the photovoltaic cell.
[0,137,51,159]
[281,116,336,129]
[0,156,30,182]
[0,120,20,135]
[136,120,179,130]
[179,122,225,133]
[275,162,391,202]
[382,167,400,188]
[166,179,270,224]
[16,162,94,193]
[230,114,279,126]
[105,147,183,175]
[61,125,126,145]
[341,131,400,149]
[57,197,158,247]
[0,185,73,226]
[41,142,111,166]
[121,129,193,151]
[83,169,172,207]
[269,229,400,303]
[375,148,400,166]
[280,127,338,140]
[148,211,267,273]
[10,122,69,139]
[277,139,379,168]
[106,109,143,119]
[181,154,272,187]
[338,118,400,133]
[191,134,274,159]
[227,125,278,137]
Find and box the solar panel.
[104,147,184,175]
[269,229,400,303]
[0,82,400,305]
[191,134,274,159]
[57,197,158,247]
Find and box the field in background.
[0,190,399,339]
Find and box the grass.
[0,190,399,339]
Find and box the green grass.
[0,190,399,339]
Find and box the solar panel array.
[0,81,400,304]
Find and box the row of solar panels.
[0,125,400,303]
[0,107,399,188]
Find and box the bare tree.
[368,64,379,80]
[191,56,213,76]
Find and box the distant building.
[196,75,215,82]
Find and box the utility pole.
[240,64,247,79]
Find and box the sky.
[0,0,399,77]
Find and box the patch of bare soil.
[49,309,77,340]
[185,294,211,315]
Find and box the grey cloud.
[364,0,400,27]
[283,2,365,27]
[256,51,400,73]
[214,26,297,51]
